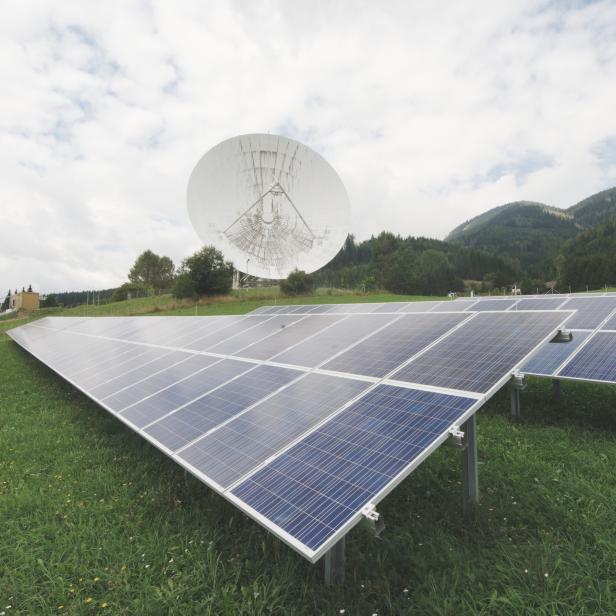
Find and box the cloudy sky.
[2,0,616,293]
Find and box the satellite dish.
[187,133,351,279]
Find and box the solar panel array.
[254,293,616,387]
[8,306,571,562]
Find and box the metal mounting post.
[552,378,561,401]
[510,373,526,420]
[461,415,479,511]
[323,536,346,586]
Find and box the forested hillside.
[312,233,516,295]
[446,187,616,279]
[560,219,616,291]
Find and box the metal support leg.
[552,378,561,401]
[324,537,346,586]
[509,373,526,420]
[461,415,479,511]
[510,387,521,420]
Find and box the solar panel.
[431,300,477,312]
[103,354,219,412]
[271,314,398,367]
[558,332,616,382]
[467,298,517,311]
[177,373,371,488]
[236,315,344,360]
[7,307,570,563]
[558,297,616,329]
[602,313,616,330]
[321,312,469,377]
[513,297,567,310]
[231,385,476,556]
[145,365,302,451]
[521,331,591,376]
[122,358,255,428]
[390,311,573,393]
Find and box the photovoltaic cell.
[103,354,219,411]
[144,365,301,451]
[391,311,572,393]
[431,300,476,312]
[400,301,443,312]
[178,373,370,488]
[602,313,616,330]
[372,302,409,313]
[271,314,397,367]
[232,385,475,553]
[207,315,304,354]
[559,297,616,329]
[237,315,343,360]
[122,358,254,428]
[467,299,517,311]
[321,313,469,377]
[559,332,616,382]
[512,297,566,311]
[520,331,591,375]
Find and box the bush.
[173,273,197,299]
[176,246,233,297]
[280,270,315,296]
[111,282,153,302]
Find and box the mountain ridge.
[445,187,616,277]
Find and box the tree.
[280,270,316,296]
[128,250,175,291]
[40,294,58,308]
[174,246,233,298]
[1,290,9,312]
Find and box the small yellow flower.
[85,597,93,604]
[93,577,101,582]
[101,603,109,609]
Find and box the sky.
[1,0,616,293]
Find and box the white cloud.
[1,0,615,292]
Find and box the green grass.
[2,297,616,613]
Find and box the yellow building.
[10,290,40,312]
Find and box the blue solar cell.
[271,314,397,367]
[602,313,616,330]
[521,331,591,376]
[232,385,475,552]
[207,315,304,354]
[371,302,408,313]
[144,365,301,451]
[322,313,468,377]
[121,359,254,428]
[559,297,616,329]
[178,373,370,488]
[102,354,219,412]
[79,348,183,390]
[468,299,517,311]
[237,315,343,360]
[399,301,443,312]
[513,298,567,311]
[431,300,477,312]
[559,332,616,382]
[391,311,571,393]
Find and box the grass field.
[2,295,616,614]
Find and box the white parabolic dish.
[187,133,351,279]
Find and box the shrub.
[280,270,315,296]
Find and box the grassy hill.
[446,187,616,278]
[2,296,616,613]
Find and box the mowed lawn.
[1,298,616,614]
